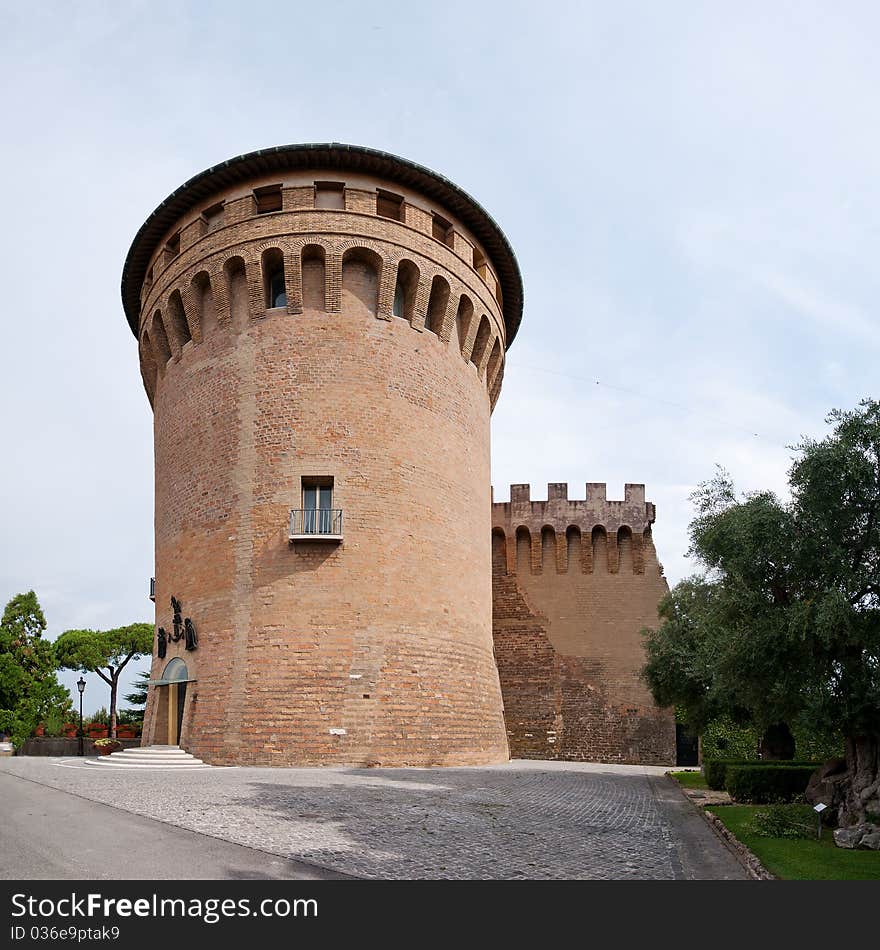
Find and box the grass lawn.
[669,770,709,790]
[707,805,880,880]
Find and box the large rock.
[860,828,880,851]
[833,825,865,849]
[806,757,848,820]
[833,822,880,850]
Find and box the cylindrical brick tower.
[122,144,523,766]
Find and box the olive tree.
[644,400,880,826]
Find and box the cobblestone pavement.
[0,758,745,880]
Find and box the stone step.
[113,746,189,759]
[99,756,205,765]
[96,760,211,769]
[96,745,211,769]
[103,754,198,762]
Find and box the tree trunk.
[840,735,880,826]
[109,677,117,740]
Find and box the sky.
[1,1,877,714]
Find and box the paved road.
[0,758,745,880]
[0,771,353,880]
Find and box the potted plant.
[93,738,122,756]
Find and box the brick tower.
[121,144,522,766]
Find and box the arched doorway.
[153,657,191,746]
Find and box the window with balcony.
[289,477,342,541]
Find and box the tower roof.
[120,142,524,344]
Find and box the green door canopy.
[148,656,195,686]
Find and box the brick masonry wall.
[138,168,511,767]
[491,484,676,765]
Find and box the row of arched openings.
[142,246,503,397]
[492,525,640,575]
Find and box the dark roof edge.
[120,143,523,345]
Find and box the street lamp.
[76,677,86,757]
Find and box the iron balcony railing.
[289,508,343,539]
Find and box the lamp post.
[76,677,86,757]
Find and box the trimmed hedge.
[724,765,816,804]
[704,759,738,790]
[703,759,820,792]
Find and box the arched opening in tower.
[301,245,326,311]
[342,247,381,318]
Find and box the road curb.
[701,808,775,880]
[670,776,775,881]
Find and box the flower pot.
[95,742,122,756]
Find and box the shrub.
[43,706,65,738]
[704,759,738,790]
[704,759,764,789]
[690,713,844,763]
[700,718,761,761]
[87,707,109,726]
[703,759,821,792]
[791,727,844,763]
[725,765,816,803]
[749,804,815,839]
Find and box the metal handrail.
[289,508,343,536]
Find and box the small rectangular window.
[376,189,404,221]
[202,201,225,231]
[432,213,453,247]
[166,231,181,258]
[254,184,283,214]
[315,181,345,210]
[473,247,487,275]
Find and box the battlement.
[492,482,656,534]
[123,144,523,344]
[491,480,674,762]
[136,208,508,410]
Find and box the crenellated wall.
[136,170,508,410]
[491,483,675,765]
